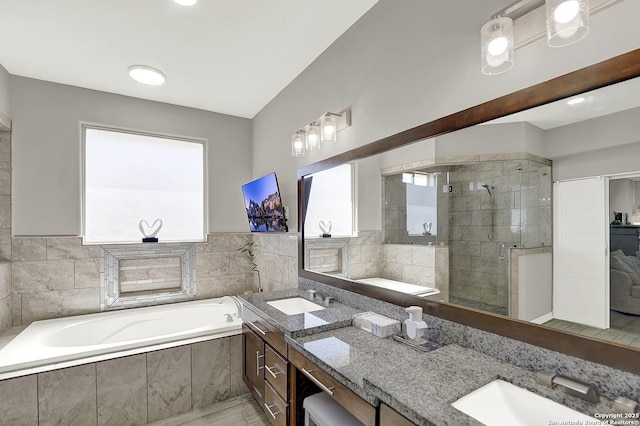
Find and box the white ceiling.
[0,0,379,118]
[486,77,640,130]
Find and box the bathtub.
[357,277,441,297]
[0,296,242,376]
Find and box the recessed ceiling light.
[174,0,197,6]
[566,96,586,106]
[128,65,166,86]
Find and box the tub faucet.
[536,372,600,404]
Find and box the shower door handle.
[498,243,506,261]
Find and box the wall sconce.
[481,16,515,75]
[546,0,590,47]
[291,130,305,157]
[290,108,351,156]
[481,0,591,75]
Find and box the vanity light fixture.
[320,113,338,144]
[290,108,351,157]
[481,16,515,75]
[291,131,305,157]
[305,123,321,151]
[480,0,591,75]
[174,0,198,6]
[128,65,166,86]
[546,0,590,47]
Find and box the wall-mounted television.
[241,172,288,232]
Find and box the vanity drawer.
[243,307,287,357]
[289,347,376,426]
[379,403,414,426]
[265,345,288,399]
[264,380,288,426]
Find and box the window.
[304,163,355,237]
[83,126,206,244]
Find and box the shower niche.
[383,156,552,318]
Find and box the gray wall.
[10,76,252,235]
[252,0,640,231]
[0,63,9,118]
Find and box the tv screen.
[241,172,288,232]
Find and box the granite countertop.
[289,327,615,426]
[238,288,363,337]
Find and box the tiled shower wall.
[8,232,298,327]
[447,159,551,314]
[0,130,11,334]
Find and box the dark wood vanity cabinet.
[242,315,290,426]
[242,325,265,405]
[289,347,377,426]
[379,403,415,426]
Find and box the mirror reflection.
[302,76,640,348]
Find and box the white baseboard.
[531,312,554,324]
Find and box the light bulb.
[323,123,335,136]
[488,36,508,56]
[294,141,303,151]
[554,0,579,23]
[174,0,197,6]
[320,113,338,143]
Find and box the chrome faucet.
[536,372,600,404]
[314,291,333,307]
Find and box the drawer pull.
[265,364,281,379]
[256,351,264,376]
[301,368,335,396]
[247,321,266,335]
[264,403,282,419]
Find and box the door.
[553,177,610,328]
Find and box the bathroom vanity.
[240,289,620,426]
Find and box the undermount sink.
[266,297,325,315]
[452,380,597,426]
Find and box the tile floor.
[543,310,640,348]
[148,393,269,426]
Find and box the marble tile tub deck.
[289,327,616,426]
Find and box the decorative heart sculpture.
[319,220,332,234]
[138,219,163,238]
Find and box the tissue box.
[352,312,401,338]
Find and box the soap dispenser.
[403,306,428,341]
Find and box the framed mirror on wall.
[298,49,640,375]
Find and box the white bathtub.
[357,277,441,297]
[0,296,242,376]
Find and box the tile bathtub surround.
[299,277,640,403]
[101,243,196,310]
[8,233,291,326]
[0,334,247,425]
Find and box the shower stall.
[444,159,552,315]
[382,157,551,317]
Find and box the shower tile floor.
[543,310,640,348]
[149,393,269,426]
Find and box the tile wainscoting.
[0,334,245,425]
[8,232,298,327]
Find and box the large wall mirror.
[298,49,640,375]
